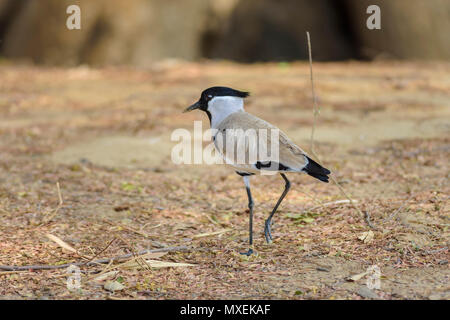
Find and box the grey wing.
[259,132,304,171]
[214,112,308,172]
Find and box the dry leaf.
[112,252,168,270]
[140,252,167,259]
[92,271,119,282]
[104,280,125,292]
[346,271,368,282]
[358,230,374,244]
[45,233,77,253]
[145,260,195,269]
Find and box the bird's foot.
[240,248,254,256]
[264,220,273,243]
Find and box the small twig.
[44,233,91,261]
[363,210,377,230]
[39,182,64,225]
[141,222,162,230]
[88,259,115,279]
[103,219,153,238]
[56,181,63,205]
[82,238,117,266]
[303,199,358,214]
[384,194,414,223]
[116,234,152,272]
[110,221,166,247]
[305,32,376,230]
[0,246,190,272]
[331,173,377,229]
[307,31,319,155]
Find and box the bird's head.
[184,86,249,124]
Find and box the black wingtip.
[308,174,329,183]
[303,156,331,183]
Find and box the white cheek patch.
[208,96,244,128]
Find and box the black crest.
[201,86,250,99]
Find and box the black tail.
[303,156,331,183]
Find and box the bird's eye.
[208,95,212,99]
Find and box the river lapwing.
[184,86,330,255]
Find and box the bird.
[184,86,330,255]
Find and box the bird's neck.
[208,96,244,128]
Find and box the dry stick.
[383,194,414,223]
[305,31,376,230]
[0,245,189,271]
[56,181,63,205]
[39,182,64,225]
[303,199,358,215]
[81,237,118,266]
[92,259,115,279]
[307,31,319,155]
[103,219,166,248]
[103,219,153,238]
[116,234,152,272]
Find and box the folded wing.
[214,112,309,173]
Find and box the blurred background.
[0,0,449,300]
[1,0,449,66]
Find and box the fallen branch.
[0,245,189,271]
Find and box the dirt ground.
[0,60,448,300]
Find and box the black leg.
[264,173,291,243]
[240,176,254,256]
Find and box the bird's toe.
[264,221,274,242]
[240,248,254,256]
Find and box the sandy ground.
[0,61,448,299]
